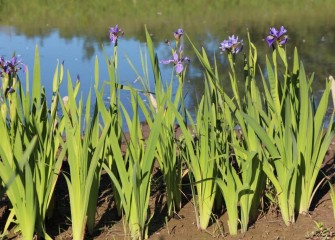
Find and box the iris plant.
[219,35,243,108]
[160,48,190,74]
[174,28,184,41]
[1,24,334,239]
[0,55,25,77]
[220,35,243,55]
[160,28,190,74]
[266,26,288,48]
[109,24,124,46]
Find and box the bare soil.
[2,125,335,240]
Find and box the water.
[1,1,335,120]
[0,26,204,118]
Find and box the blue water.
[0,27,147,95]
[1,25,335,127]
[1,27,192,118]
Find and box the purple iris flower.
[8,55,24,73]
[174,28,184,41]
[160,49,190,74]
[220,35,243,54]
[266,26,288,47]
[0,55,24,77]
[109,24,124,45]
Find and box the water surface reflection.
[0,1,335,118]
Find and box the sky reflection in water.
[0,25,335,122]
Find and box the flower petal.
[266,35,276,47]
[160,59,175,65]
[269,27,278,37]
[278,36,288,45]
[183,57,191,63]
[175,63,184,74]
[278,26,287,37]
[173,52,179,62]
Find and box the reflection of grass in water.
[1,0,335,41]
[1,0,334,115]
[2,0,334,83]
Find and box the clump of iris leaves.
[0,24,335,240]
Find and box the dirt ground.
[50,157,335,240]
[2,125,335,240]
